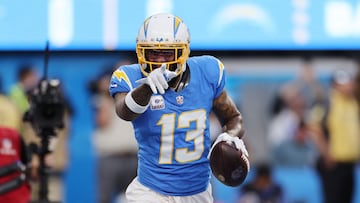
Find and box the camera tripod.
[34,128,60,203]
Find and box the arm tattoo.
[212,91,244,138]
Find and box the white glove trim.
[125,91,149,114]
[209,132,249,158]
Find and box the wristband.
[125,91,149,114]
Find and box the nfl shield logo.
[176,95,184,105]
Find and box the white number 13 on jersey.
[157,109,206,164]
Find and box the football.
[210,141,250,187]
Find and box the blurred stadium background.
[1,0,360,203]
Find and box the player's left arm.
[212,90,244,139]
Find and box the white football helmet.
[136,13,190,77]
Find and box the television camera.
[25,79,65,135]
[23,42,66,203]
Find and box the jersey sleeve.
[200,55,226,99]
[213,57,226,98]
[109,65,140,97]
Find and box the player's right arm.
[112,64,176,121]
[114,84,152,121]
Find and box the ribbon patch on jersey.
[150,95,165,110]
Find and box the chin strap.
[171,63,190,92]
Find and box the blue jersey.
[109,55,226,196]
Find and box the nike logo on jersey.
[110,83,117,88]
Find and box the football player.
[109,13,249,203]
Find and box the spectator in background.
[237,163,283,203]
[7,64,42,201]
[8,65,39,114]
[7,64,40,144]
[0,77,22,132]
[268,84,305,147]
[90,62,137,203]
[291,57,325,110]
[268,84,318,167]
[0,124,31,203]
[268,58,323,167]
[270,58,324,117]
[308,69,360,203]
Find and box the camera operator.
[0,78,31,203]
